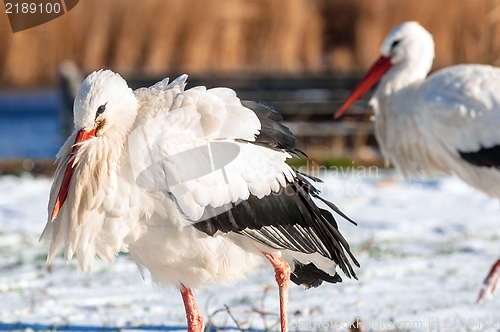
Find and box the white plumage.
[336,21,500,303]
[43,70,357,331]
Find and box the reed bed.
[1,0,500,86]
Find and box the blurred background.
[2,0,500,172]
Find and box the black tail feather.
[291,261,342,288]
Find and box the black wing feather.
[241,100,283,122]
[459,145,500,168]
[241,100,306,157]
[191,100,358,287]
[193,173,359,285]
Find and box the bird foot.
[180,285,204,332]
[477,259,500,304]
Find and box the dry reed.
[1,0,500,86]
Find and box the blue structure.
[0,90,63,159]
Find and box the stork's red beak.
[334,56,393,119]
[50,128,96,222]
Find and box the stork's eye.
[391,40,401,49]
[95,104,106,119]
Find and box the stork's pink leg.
[263,253,291,332]
[477,259,500,304]
[180,285,204,332]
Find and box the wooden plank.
[283,121,374,137]
[255,101,369,116]
[0,159,57,174]
[126,74,364,91]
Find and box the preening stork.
[42,70,359,332]
[335,21,500,303]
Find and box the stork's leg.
[263,253,291,332]
[180,285,204,332]
[477,259,500,304]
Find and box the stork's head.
[73,70,138,137]
[335,21,435,119]
[50,70,138,222]
[379,21,434,73]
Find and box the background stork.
[335,21,500,304]
[42,70,358,332]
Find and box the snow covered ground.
[0,169,500,331]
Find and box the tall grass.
[1,0,500,86]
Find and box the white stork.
[335,21,500,304]
[42,70,358,332]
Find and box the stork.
[42,70,359,331]
[335,21,500,304]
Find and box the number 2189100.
[5,2,61,14]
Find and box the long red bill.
[334,55,393,119]
[50,128,96,222]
